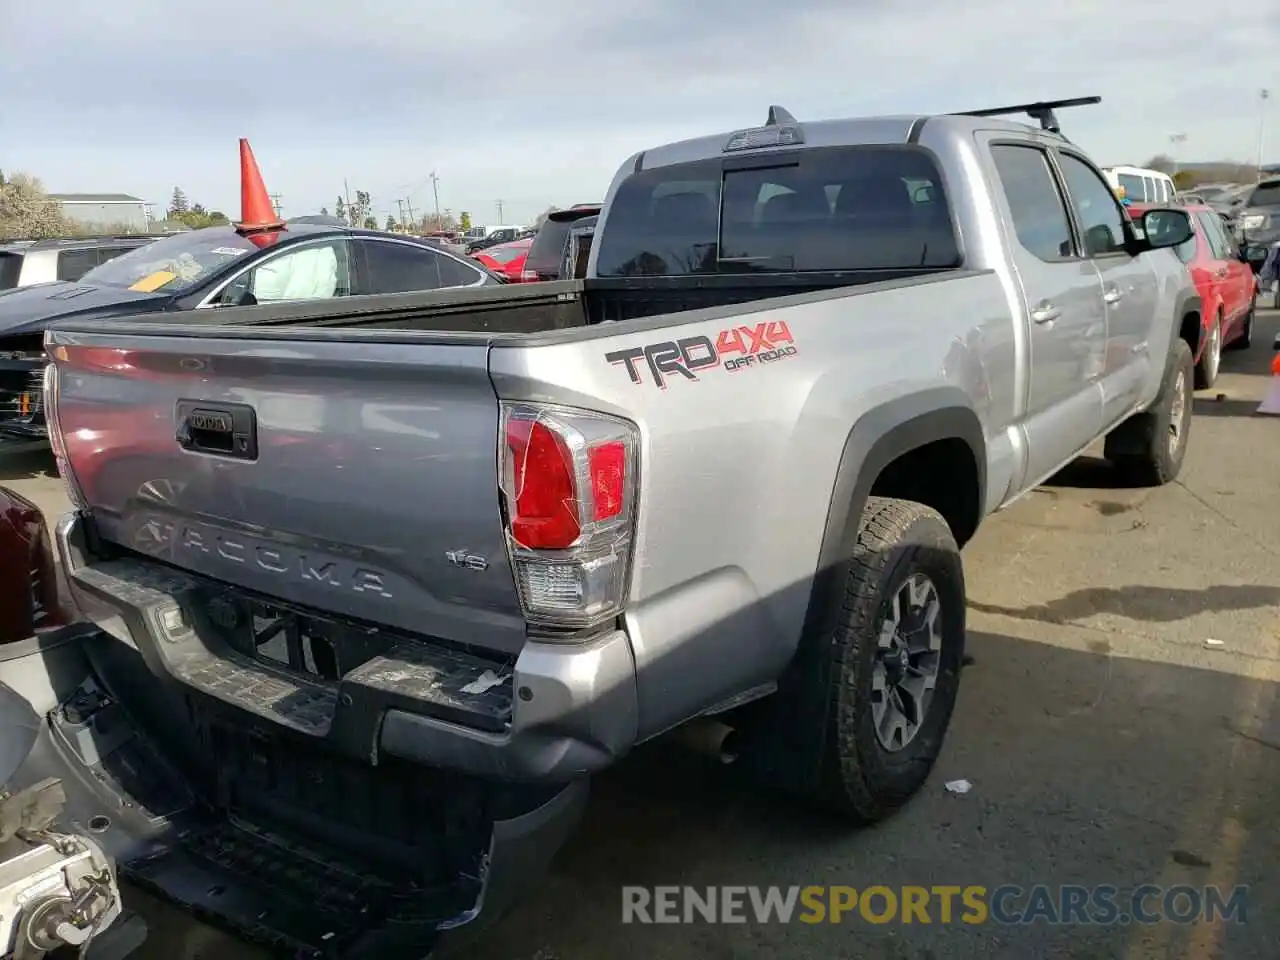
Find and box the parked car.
[27,96,1198,959]
[0,218,502,447]
[1130,202,1258,388]
[474,237,535,281]
[0,234,163,291]
[465,226,524,254]
[525,205,602,281]
[1234,177,1280,273]
[0,485,70,641]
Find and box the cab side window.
[1057,153,1129,257]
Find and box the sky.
[1,0,1276,227]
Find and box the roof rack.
[952,96,1102,134]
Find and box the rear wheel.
[1105,338,1194,486]
[787,497,966,822]
[1194,315,1221,389]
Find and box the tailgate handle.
[175,400,258,460]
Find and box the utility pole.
[343,179,352,226]
[405,198,416,230]
[429,171,441,221]
[1168,133,1186,177]
[495,199,504,223]
[397,199,406,230]
[1258,89,1271,181]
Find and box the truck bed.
[102,268,954,334]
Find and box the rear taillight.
[499,402,638,629]
[42,358,88,511]
[518,269,538,283]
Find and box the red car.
[0,486,70,642]
[1130,202,1257,388]
[473,237,535,282]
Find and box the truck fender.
[1173,288,1205,357]
[739,390,985,793]
[806,388,986,631]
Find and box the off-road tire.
[1225,294,1255,351]
[809,496,967,822]
[1104,338,1194,486]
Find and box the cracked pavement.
[6,312,1278,960]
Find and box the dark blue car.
[0,222,504,443]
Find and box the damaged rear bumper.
[56,511,640,782]
[0,630,588,958]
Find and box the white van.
[1102,166,1176,204]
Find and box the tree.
[1172,170,1196,190]
[352,190,372,228]
[168,187,190,217]
[320,206,329,216]
[363,216,377,230]
[0,170,77,240]
[459,211,472,232]
[385,215,397,232]
[335,196,346,222]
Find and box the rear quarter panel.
[489,272,1014,737]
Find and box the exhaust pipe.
[671,718,739,764]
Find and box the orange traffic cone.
[1257,352,1280,415]
[233,138,285,235]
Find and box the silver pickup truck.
[9,97,1199,958]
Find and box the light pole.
[1168,133,1187,178]
[1257,89,1270,181]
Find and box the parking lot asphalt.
[8,311,1280,960]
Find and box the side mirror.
[1138,209,1194,250]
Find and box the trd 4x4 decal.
[605,321,797,389]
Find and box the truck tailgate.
[49,327,527,656]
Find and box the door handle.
[1103,288,1123,304]
[1030,303,1061,324]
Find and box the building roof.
[48,193,146,203]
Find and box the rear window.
[1247,181,1280,207]
[593,146,959,277]
[0,252,21,290]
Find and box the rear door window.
[990,144,1075,262]
[357,239,442,293]
[436,253,486,287]
[56,249,100,282]
[593,146,959,276]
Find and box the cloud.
[0,0,1274,222]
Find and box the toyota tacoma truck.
[10,96,1200,958]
